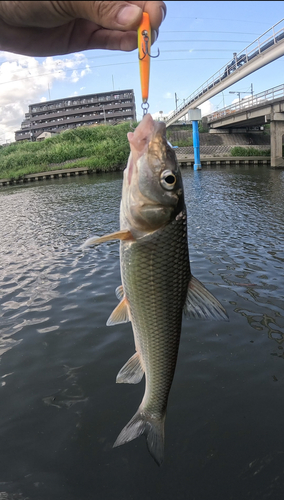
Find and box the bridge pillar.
[270,118,284,168]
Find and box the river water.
[0,166,284,500]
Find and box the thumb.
[70,1,143,30]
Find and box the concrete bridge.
[206,84,284,168]
[165,19,284,128]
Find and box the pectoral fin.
[106,296,130,326]
[80,230,133,249]
[184,275,229,321]
[116,352,144,384]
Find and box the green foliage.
[198,122,207,133]
[230,146,270,157]
[173,138,193,147]
[0,122,135,180]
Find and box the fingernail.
[152,30,158,44]
[117,4,142,25]
[160,6,166,22]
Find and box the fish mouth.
[127,116,166,176]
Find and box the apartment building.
[15,89,136,142]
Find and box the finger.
[0,17,139,56]
[69,1,166,31]
[62,19,139,53]
[0,1,75,28]
[0,0,166,31]
[55,19,139,53]
[84,29,138,52]
[142,1,166,30]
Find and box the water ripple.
[0,169,284,498]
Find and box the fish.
[82,114,228,466]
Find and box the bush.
[0,122,135,179]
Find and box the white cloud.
[198,100,215,117]
[151,100,215,122]
[231,95,251,105]
[70,70,80,83]
[151,110,168,120]
[0,53,92,144]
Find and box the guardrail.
[165,19,284,124]
[206,83,284,122]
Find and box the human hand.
[0,0,166,56]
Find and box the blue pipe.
[192,120,201,170]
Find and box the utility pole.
[229,90,250,104]
[175,93,179,110]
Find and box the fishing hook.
[138,30,160,60]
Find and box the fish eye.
[160,170,176,191]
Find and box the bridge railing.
[206,83,284,122]
[166,19,284,124]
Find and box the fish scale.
[121,210,190,415]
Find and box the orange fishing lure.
[138,12,151,106]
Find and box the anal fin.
[115,285,124,300]
[116,352,144,384]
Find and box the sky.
[0,1,284,144]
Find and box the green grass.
[0,122,137,180]
[230,146,270,157]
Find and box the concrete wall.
[167,130,271,147]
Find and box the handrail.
[206,83,284,122]
[165,19,284,124]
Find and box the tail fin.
[113,410,165,466]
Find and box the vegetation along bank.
[0,122,273,182]
[0,122,137,181]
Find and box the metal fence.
[206,83,284,122]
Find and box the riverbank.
[0,156,272,187]
[0,121,272,183]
